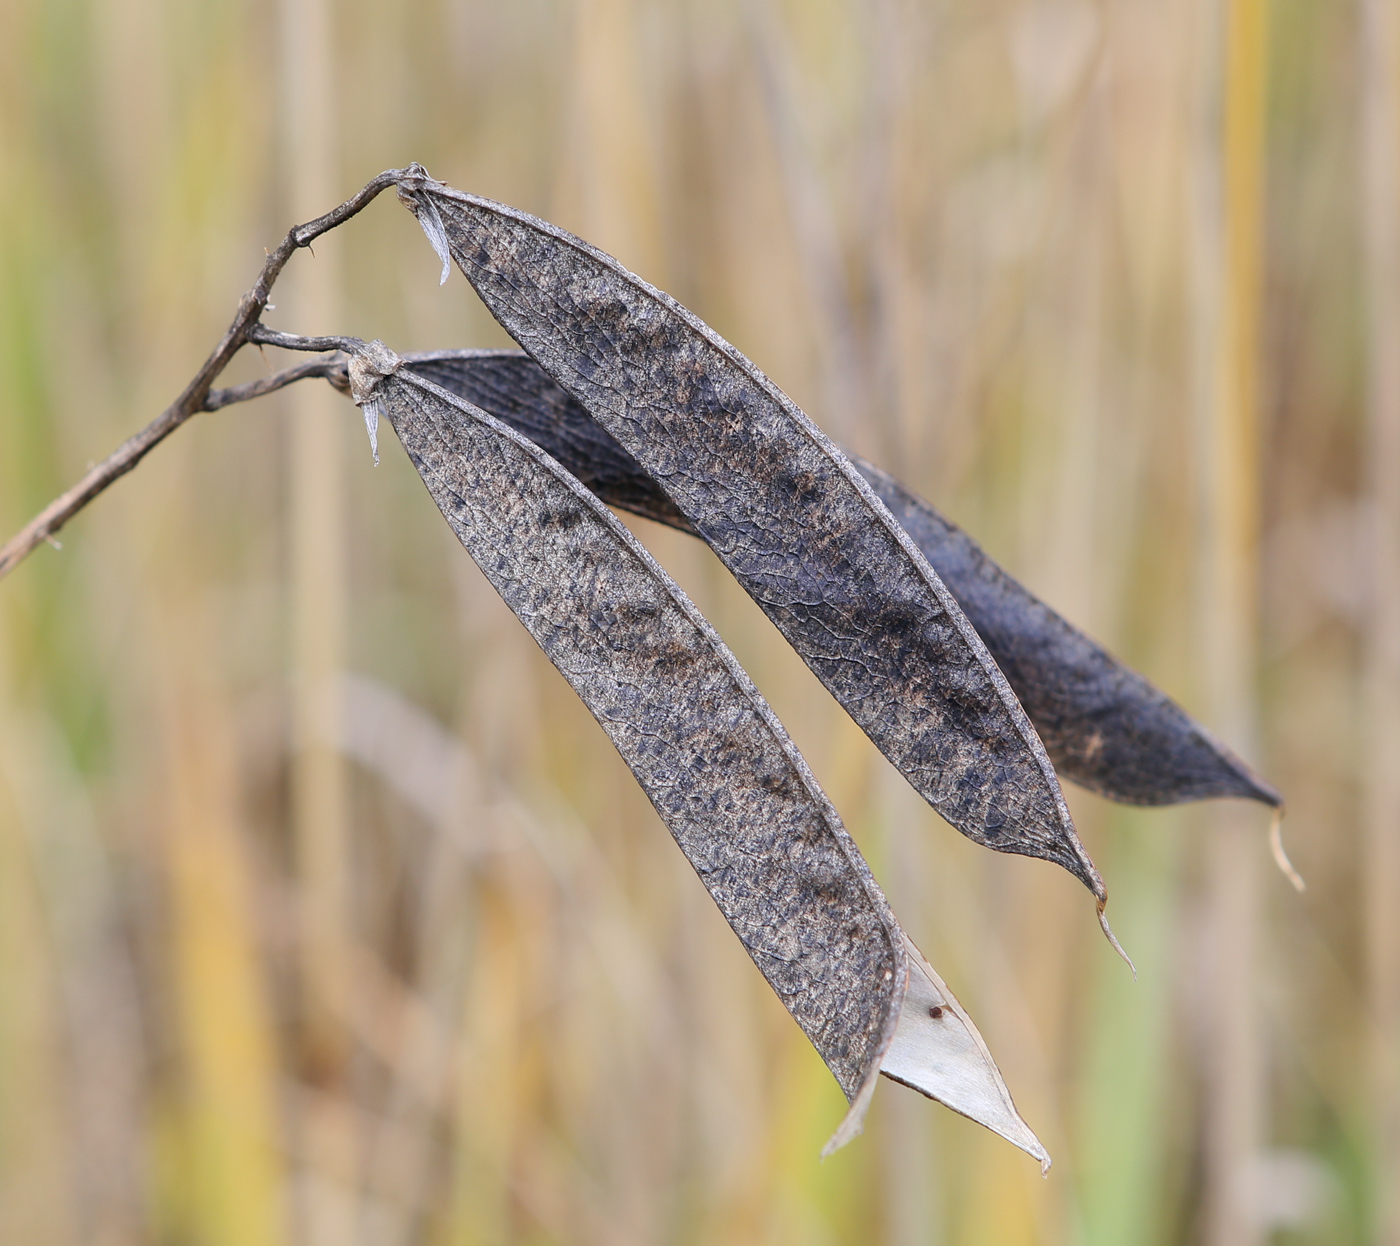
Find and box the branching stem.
[203,357,345,410]
[0,167,411,581]
[247,325,364,356]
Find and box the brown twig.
[246,325,364,355]
[0,167,413,582]
[202,357,346,410]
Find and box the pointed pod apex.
[1097,901,1136,978]
[1244,771,1285,808]
[1269,806,1306,893]
[820,1067,880,1159]
[1075,844,1109,907]
[876,936,1051,1171]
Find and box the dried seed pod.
[368,348,1278,809]
[394,170,1110,919]
[389,349,690,530]
[847,460,1281,808]
[345,339,1049,1166]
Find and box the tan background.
[0,0,1390,1243]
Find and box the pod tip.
[1097,901,1136,979]
[1268,807,1306,893]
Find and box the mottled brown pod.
[394,169,1110,922]
[378,349,1278,809]
[345,339,1049,1165]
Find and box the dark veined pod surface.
[342,338,1050,1166]
[393,169,1110,918]
[847,460,1282,808]
[373,349,1279,808]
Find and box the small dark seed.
[929,1005,944,1019]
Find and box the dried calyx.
[346,338,401,464]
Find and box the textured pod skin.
[375,349,1278,809]
[849,462,1282,807]
[397,173,1105,901]
[366,356,904,1103]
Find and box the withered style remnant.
[376,350,1279,809]
[343,340,1048,1165]
[395,169,1108,912]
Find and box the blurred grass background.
[0,0,1389,1242]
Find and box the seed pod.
[390,349,690,530]
[367,348,1278,809]
[394,169,1109,918]
[848,460,1282,808]
[345,338,1049,1166]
